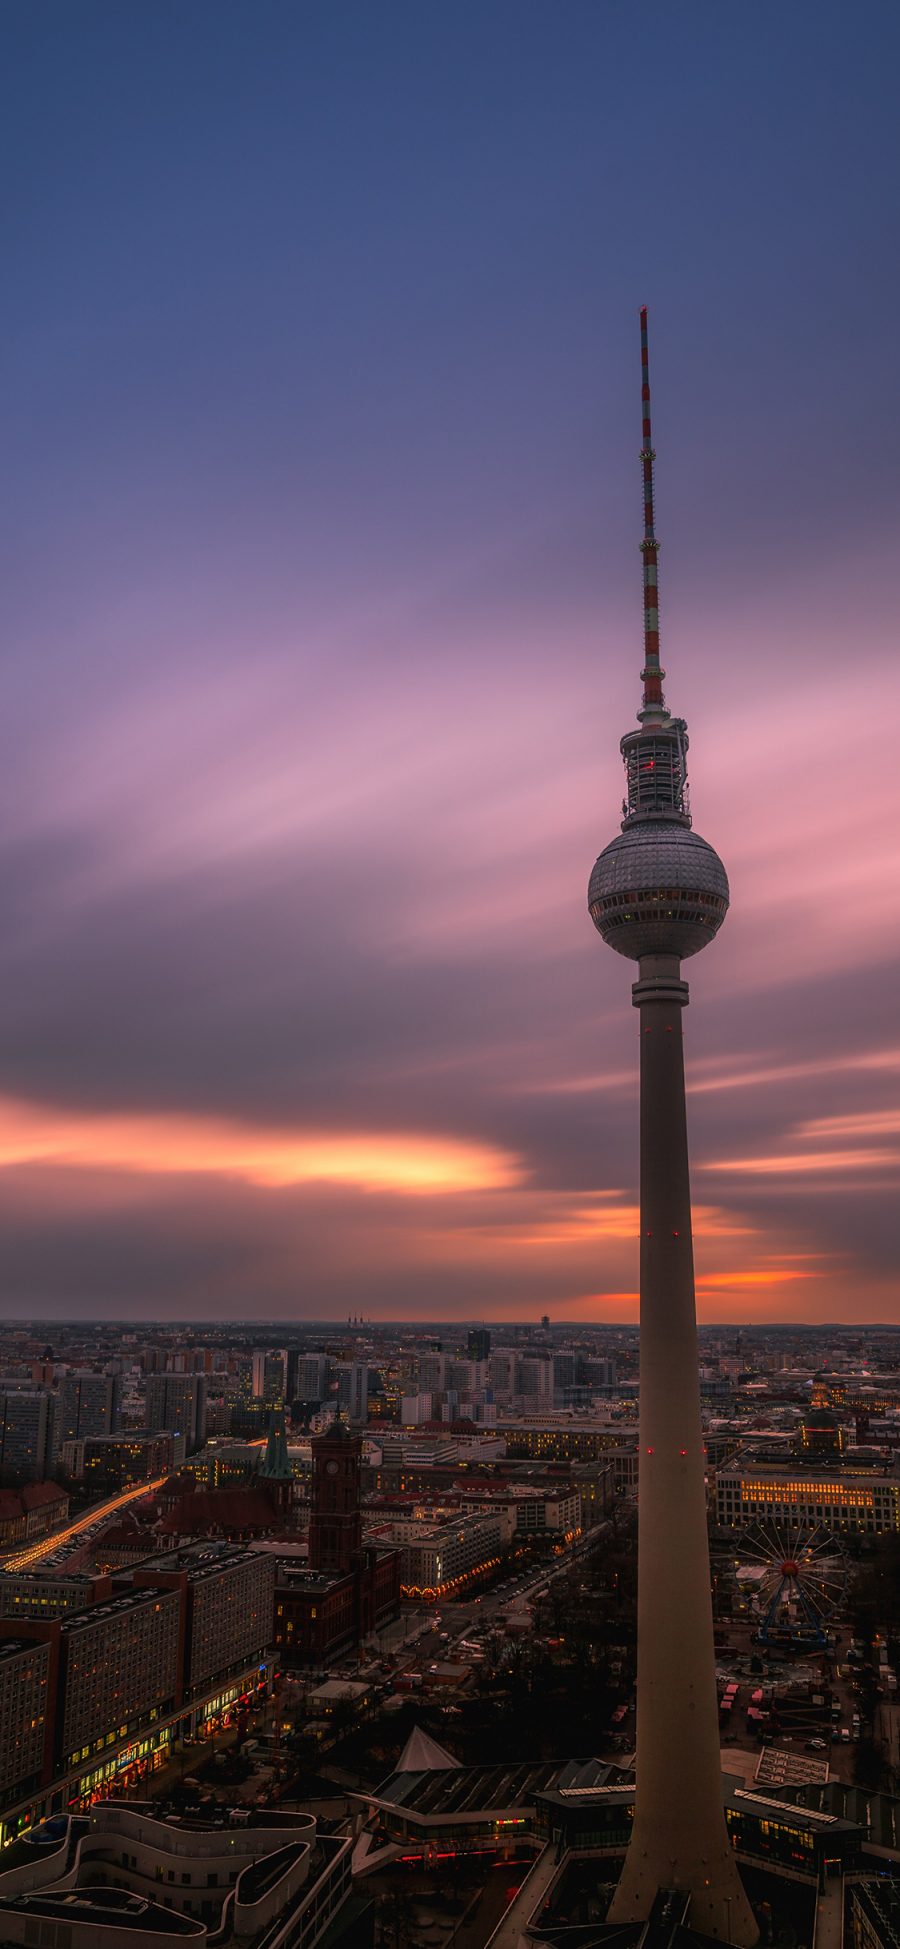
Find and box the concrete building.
[338,1362,370,1425]
[851,1880,900,1949]
[511,1489,582,1537]
[287,1352,331,1402]
[503,1421,621,1464]
[251,1349,287,1403]
[0,1801,356,1949]
[0,1494,26,1550]
[417,1352,445,1392]
[0,1569,114,1622]
[716,1460,900,1533]
[144,1373,207,1451]
[517,1357,554,1402]
[136,1544,276,1708]
[59,1371,122,1445]
[0,1389,58,1482]
[0,1544,277,1836]
[82,1431,184,1493]
[0,1638,51,1818]
[587,311,755,1940]
[393,1511,505,1598]
[0,1482,68,1549]
[55,1587,183,1775]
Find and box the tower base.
[608,1844,758,1946]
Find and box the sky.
[0,1,899,1324]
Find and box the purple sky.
[1,2,899,1322]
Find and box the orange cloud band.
[701,1148,896,1176]
[0,1096,521,1197]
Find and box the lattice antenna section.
[638,305,666,723]
[618,310,691,823]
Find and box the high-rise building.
[417,1352,445,1392]
[0,1389,58,1482]
[0,1544,276,1824]
[338,1361,369,1426]
[135,1546,275,1708]
[587,311,756,1944]
[144,1373,207,1451]
[0,1638,51,1810]
[287,1351,331,1403]
[488,1351,516,1397]
[59,1370,121,1444]
[251,1349,287,1403]
[467,1328,491,1362]
[55,1587,183,1777]
[516,1355,554,1401]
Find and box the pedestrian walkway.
[482,1845,560,1949]
[814,1880,843,1949]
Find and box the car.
[428,1664,439,1674]
[805,1738,827,1752]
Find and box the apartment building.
[0,1638,50,1815]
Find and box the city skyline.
[1,4,899,1320]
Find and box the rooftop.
[62,1587,180,1633]
[150,1541,273,1582]
[371,1756,560,1817]
[0,1891,201,1934]
[0,1635,47,1662]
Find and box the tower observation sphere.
[589,311,757,1946]
[588,818,729,961]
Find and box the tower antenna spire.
[639,306,666,721]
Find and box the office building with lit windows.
[715,1462,900,1533]
[0,1568,113,1621]
[144,1373,207,1450]
[394,1510,505,1598]
[59,1371,122,1446]
[135,1543,275,1707]
[0,1638,51,1821]
[0,1545,276,1842]
[56,1588,183,1775]
[0,1389,58,1482]
[81,1431,184,1491]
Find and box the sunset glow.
[702,1150,897,1178]
[0,1099,521,1196]
[1,7,898,1320]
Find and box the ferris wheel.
[733,1521,847,1648]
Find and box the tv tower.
[588,311,756,1945]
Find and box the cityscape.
[0,1314,900,1949]
[2,9,899,1949]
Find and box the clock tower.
[309,1420,363,1572]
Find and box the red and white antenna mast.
[638,306,667,724]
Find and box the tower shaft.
[590,309,756,1941]
[606,957,755,1943]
